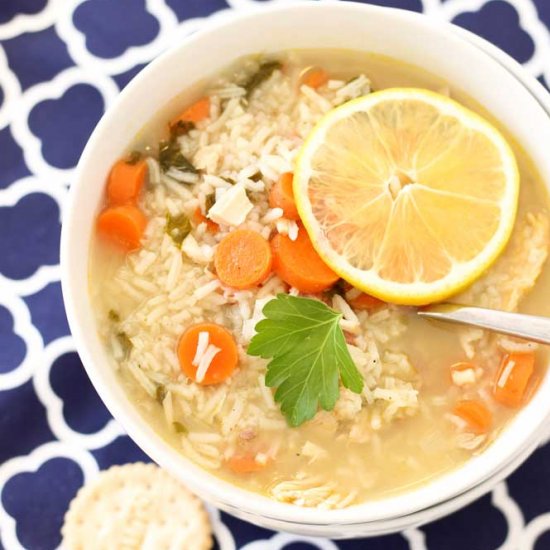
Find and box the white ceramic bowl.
[61,2,550,538]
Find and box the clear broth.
[90,49,550,505]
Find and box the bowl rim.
[61,0,550,527]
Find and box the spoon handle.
[418,304,550,345]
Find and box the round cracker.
[62,462,212,550]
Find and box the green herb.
[166,213,191,246]
[117,332,132,356]
[126,150,142,165]
[173,421,188,434]
[250,171,262,182]
[156,385,167,405]
[170,120,195,138]
[108,310,120,322]
[205,193,215,213]
[243,61,282,98]
[158,139,197,174]
[248,294,363,427]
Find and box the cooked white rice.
[94,59,549,509]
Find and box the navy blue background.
[1,1,549,548]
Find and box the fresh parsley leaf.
[248,294,363,427]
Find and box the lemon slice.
[294,88,519,305]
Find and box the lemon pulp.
[294,88,520,305]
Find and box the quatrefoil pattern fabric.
[2,1,550,549]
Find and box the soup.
[90,50,550,508]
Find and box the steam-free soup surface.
[90,50,550,507]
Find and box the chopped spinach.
[117,332,132,356]
[166,213,191,246]
[173,421,188,434]
[205,193,215,213]
[108,310,120,322]
[126,150,142,165]
[156,385,167,405]
[250,171,263,182]
[158,139,198,174]
[243,60,282,98]
[170,120,195,138]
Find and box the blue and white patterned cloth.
[1,1,550,549]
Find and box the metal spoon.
[418,303,550,345]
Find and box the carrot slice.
[96,205,147,251]
[453,400,492,434]
[271,226,339,293]
[493,351,535,407]
[172,97,210,125]
[193,207,219,234]
[341,282,384,310]
[301,67,329,89]
[178,323,238,385]
[106,159,147,205]
[227,455,268,474]
[348,292,384,311]
[214,229,272,289]
[269,172,299,220]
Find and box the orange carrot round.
[97,204,147,251]
[106,159,147,205]
[172,97,210,125]
[348,292,385,311]
[214,229,272,289]
[193,207,219,234]
[493,351,535,407]
[178,323,238,385]
[301,67,329,89]
[227,455,268,474]
[453,400,492,434]
[269,172,299,220]
[271,226,339,293]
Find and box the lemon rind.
[294,88,520,305]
